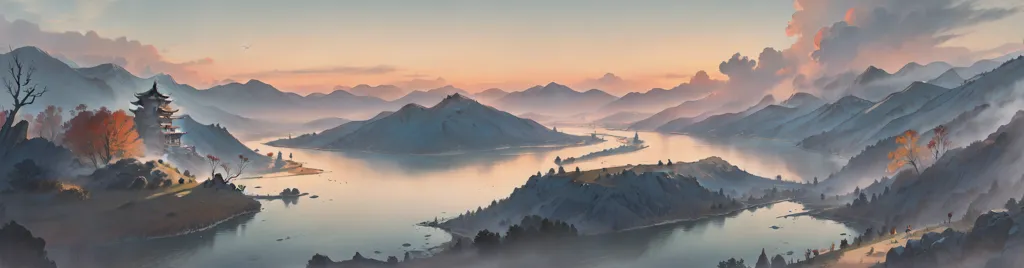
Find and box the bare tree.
[0,48,47,144]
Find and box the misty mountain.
[800,82,950,154]
[927,69,966,89]
[767,95,875,140]
[688,93,826,138]
[628,94,726,131]
[495,82,617,116]
[174,115,270,165]
[0,47,117,114]
[341,84,407,101]
[599,80,720,114]
[866,56,1024,149]
[391,85,470,107]
[472,88,509,103]
[283,94,590,154]
[266,111,392,149]
[591,111,654,129]
[660,95,775,134]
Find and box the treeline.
[472,215,579,254]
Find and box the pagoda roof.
[135,81,171,99]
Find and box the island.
[556,132,648,165]
[266,94,601,154]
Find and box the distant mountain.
[661,95,775,134]
[391,85,470,107]
[832,62,955,101]
[599,76,721,114]
[800,82,950,154]
[591,111,654,129]
[0,47,117,115]
[301,117,351,131]
[343,84,407,101]
[867,56,1024,147]
[853,66,891,86]
[174,115,270,164]
[495,82,617,116]
[927,69,966,88]
[266,112,392,149]
[472,88,508,103]
[768,95,875,140]
[690,93,825,138]
[628,94,726,131]
[272,94,590,154]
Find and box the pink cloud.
[0,16,215,86]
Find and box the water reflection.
[50,213,257,268]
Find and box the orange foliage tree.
[63,107,142,167]
[888,130,926,174]
[927,125,951,160]
[31,105,63,142]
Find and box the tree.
[927,125,951,160]
[755,248,770,268]
[718,258,749,268]
[63,108,142,167]
[0,49,48,150]
[770,254,787,268]
[547,168,555,175]
[220,154,252,182]
[821,193,825,200]
[667,159,673,165]
[557,166,566,175]
[206,154,221,179]
[776,175,782,181]
[1006,198,1019,211]
[555,156,562,164]
[0,221,57,268]
[658,160,664,166]
[575,167,581,173]
[32,105,63,143]
[289,152,293,160]
[888,130,926,174]
[813,177,818,186]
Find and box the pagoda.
[131,82,186,155]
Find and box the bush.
[56,188,90,201]
[8,159,48,191]
[129,176,148,190]
[178,178,185,184]
[183,170,192,177]
[161,179,173,187]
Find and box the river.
[50,128,853,268]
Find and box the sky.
[1,0,1022,95]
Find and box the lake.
[49,128,852,268]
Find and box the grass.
[1,181,261,246]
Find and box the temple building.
[131,82,186,155]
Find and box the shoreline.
[619,198,792,233]
[142,209,260,240]
[263,136,606,157]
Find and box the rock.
[310,195,319,199]
[0,120,29,151]
[965,211,1014,252]
[402,243,411,247]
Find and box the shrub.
[56,188,90,201]
[179,178,185,184]
[129,176,148,190]
[8,159,47,191]
[161,179,173,187]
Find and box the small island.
[556,132,648,165]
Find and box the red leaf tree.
[63,107,142,167]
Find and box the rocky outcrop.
[884,211,1017,268]
[0,120,29,150]
[964,211,1014,252]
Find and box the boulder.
[128,176,148,190]
[0,120,29,151]
[965,211,1014,252]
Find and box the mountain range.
[268,94,592,154]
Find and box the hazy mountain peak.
[895,62,923,76]
[855,65,891,85]
[244,79,270,86]
[780,92,821,107]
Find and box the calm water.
[50,128,851,268]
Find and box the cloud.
[235,65,397,78]
[0,16,216,86]
[796,0,1019,74]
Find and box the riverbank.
[0,183,261,246]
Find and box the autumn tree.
[206,154,221,179]
[888,130,926,174]
[63,107,143,167]
[31,105,63,143]
[219,154,251,182]
[0,49,47,148]
[927,125,951,161]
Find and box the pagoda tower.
[131,82,185,155]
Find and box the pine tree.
[755,248,770,268]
